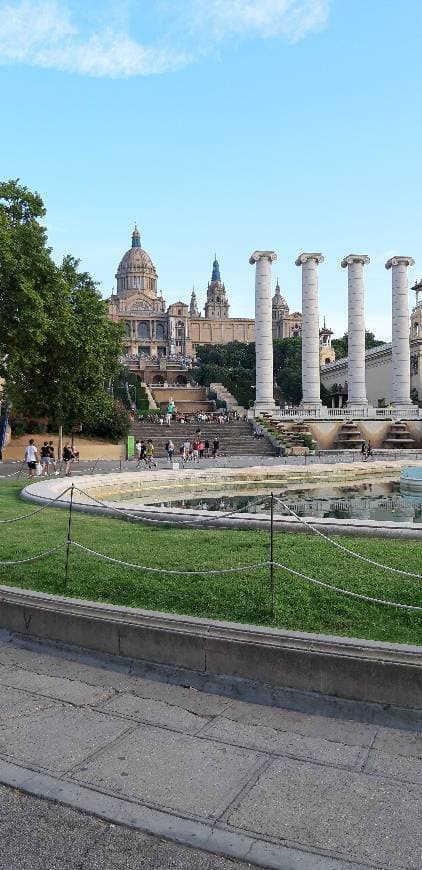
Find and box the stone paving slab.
[99,692,210,733]
[73,724,265,818]
[1,631,422,868]
[228,756,422,869]
[198,716,365,768]
[0,684,55,721]
[0,704,131,773]
[373,725,422,757]
[0,664,114,706]
[223,698,378,746]
[365,748,422,784]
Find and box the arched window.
[156,323,165,340]
[137,321,149,339]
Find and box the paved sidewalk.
[0,631,421,869]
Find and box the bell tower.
[204,255,229,320]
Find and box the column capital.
[385,256,415,270]
[249,250,277,265]
[341,254,370,268]
[295,252,324,267]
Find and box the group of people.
[135,439,157,469]
[139,410,245,426]
[24,439,78,478]
[135,432,221,469]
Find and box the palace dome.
[115,226,158,297]
[117,246,156,273]
[272,281,289,312]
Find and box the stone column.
[295,253,324,410]
[341,254,370,410]
[249,250,277,412]
[385,256,415,408]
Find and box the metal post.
[64,484,74,591]
[270,492,275,618]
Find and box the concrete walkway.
[0,631,421,869]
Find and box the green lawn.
[0,480,421,646]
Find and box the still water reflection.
[144,480,422,524]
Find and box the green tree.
[332,331,385,360]
[1,180,125,438]
[0,179,58,375]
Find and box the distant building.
[320,278,422,406]
[107,227,255,360]
[271,279,302,339]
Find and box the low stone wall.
[0,584,421,711]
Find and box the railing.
[271,406,421,421]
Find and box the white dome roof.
[117,246,156,273]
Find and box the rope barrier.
[0,486,72,524]
[274,496,422,581]
[0,543,67,565]
[70,541,269,575]
[72,486,247,527]
[273,561,422,612]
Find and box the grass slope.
[0,481,421,646]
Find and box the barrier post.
[270,492,275,618]
[64,484,74,591]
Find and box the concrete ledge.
[0,583,421,711]
[21,462,422,539]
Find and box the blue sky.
[1,0,421,339]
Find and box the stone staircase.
[130,420,278,458]
[260,415,315,452]
[150,386,214,415]
[334,420,365,450]
[209,383,247,416]
[383,421,415,449]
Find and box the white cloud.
[184,0,330,42]
[0,0,330,77]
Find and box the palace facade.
[107,227,304,360]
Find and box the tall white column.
[295,253,324,410]
[385,256,415,408]
[341,254,369,410]
[249,250,277,412]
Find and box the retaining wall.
[0,585,421,711]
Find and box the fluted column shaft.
[295,253,323,409]
[341,254,369,409]
[249,250,277,412]
[386,256,415,407]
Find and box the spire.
[275,277,281,294]
[189,286,199,317]
[211,255,221,284]
[132,224,141,248]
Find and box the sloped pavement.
[0,630,421,870]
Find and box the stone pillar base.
[254,400,276,415]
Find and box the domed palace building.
[107,227,305,376]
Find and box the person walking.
[24,439,38,479]
[62,443,74,476]
[204,438,210,458]
[146,439,157,468]
[47,441,57,474]
[40,441,50,475]
[166,439,175,463]
[212,436,219,459]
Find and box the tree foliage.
[0,179,125,437]
[331,331,385,360]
